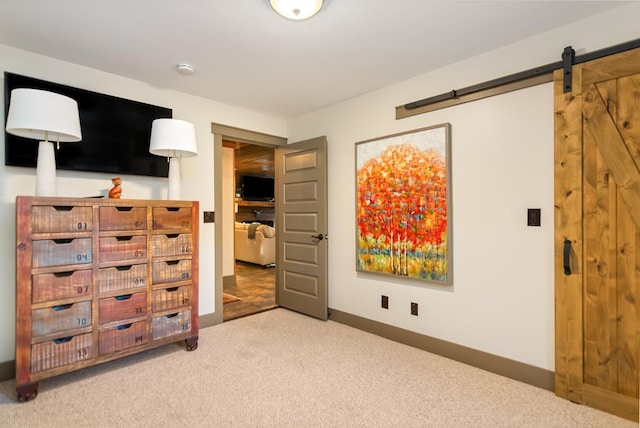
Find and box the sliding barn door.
[555,47,640,421]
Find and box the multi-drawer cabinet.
[15,196,199,401]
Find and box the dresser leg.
[185,336,198,351]
[16,383,38,402]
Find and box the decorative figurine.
[109,177,122,199]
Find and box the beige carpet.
[0,308,634,427]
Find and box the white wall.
[222,146,235,276]
[0,44,287,364]
[287,3,640,371]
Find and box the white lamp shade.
[270,0,324,20]
[5,88,82,142]
[149,119,198,158]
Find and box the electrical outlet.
[203,211,215,223]
[411,302,418,316]
[381,295,389,309]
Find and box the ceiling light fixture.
[176,63,195,75]
[270,0,324,20]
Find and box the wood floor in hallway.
[223,260,277,321]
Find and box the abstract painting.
[355,123,452,284]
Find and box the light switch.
[527,208,541,227]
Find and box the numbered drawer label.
[32,238,92,268]
[32,205,93,233]
[152,207,192,230]
[99,206,147,231]
[98,264,148,294]
[31,301,92,337]
[31,333,93,373]
[152,285,192,312]
[152,259,192,284]
[151,233,192,257]
[99,320,148,355]
[152,310,191,340]
[32,269,92,303]
[99,292,147,324]
[98,235,147,263]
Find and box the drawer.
[98,235,147,263]
[152,285,192,312]
[99,292,147,324]
[151,233,192,257]
[152,259,192,284]
[99,320,148,355]
[99,206,147,231]
[152,310,191,340]
[31,333,93,373]
[152,207,192,230]
[32,238,92,268]
[32,269,92,303]
[31,300,92,337]
[98,264,148,294]
[32,205,93,233]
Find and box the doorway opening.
[222,140,277,321]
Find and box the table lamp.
[149,118,198,200]
[5,88,82,196]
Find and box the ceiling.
[0,1,627,119]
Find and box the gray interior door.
[275,136,328,320]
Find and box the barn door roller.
[562,46,575,93]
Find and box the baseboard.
[200,311,221,329]
[0,359,15,382]
[329,308,554,392]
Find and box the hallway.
[223,261,276,321]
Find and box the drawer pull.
[115,206,133,212]
[116,236,133,241]
[53,336,73,344]
[115,294,133,301]
[166,260,180,266]
[166,207,180,212]
[116,265,133,271]
[53,238,73,244]
[166,233,179,239]
[52,206,73,212]
[53,271,74,278]
[116,323,132,330]
[52,304,73,311]
[166,287,179,292]
[165,313,179,319]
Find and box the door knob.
[311,234,324,241]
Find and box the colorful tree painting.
[355,124,451,283]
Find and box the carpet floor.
[0,308,634,427]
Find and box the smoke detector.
[176,64,195,75]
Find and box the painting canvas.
[355,123,452,284]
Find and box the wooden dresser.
[14,196,199,401]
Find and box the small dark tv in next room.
[241,175,275,201]
[3,72,172,177]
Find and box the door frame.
[211,123,287,324]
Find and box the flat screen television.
[241,175,274,201]
[4,72,172,177]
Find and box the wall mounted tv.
[241,175,275,201]
[3,72,172,177]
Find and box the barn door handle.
[311,234,324,241]
[563,239,572,275]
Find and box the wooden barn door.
[555,47,640,421]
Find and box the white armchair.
[234,222,276,266]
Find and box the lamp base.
[35,141,57,197]
[167,157,181,200]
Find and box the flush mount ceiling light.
[270,0,324,20]
[176,63,195,75]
